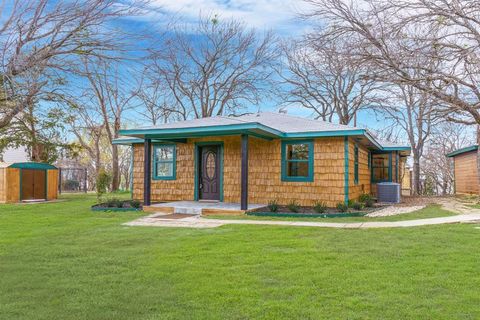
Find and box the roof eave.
[446,145,478,157]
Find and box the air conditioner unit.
[377,182,401,203]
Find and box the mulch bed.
[250,205,383,216]
[92,200,142,211]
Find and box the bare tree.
[374,84,440,195]
[302,0,480,193]
[147,15,278,119]
[278,38,383,125]
[0,0,144,129]
[422,123,473,195]
[80,57,137,191]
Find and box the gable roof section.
[446,145,478,157]
[117,112,410,153]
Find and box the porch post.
[241,134,249,210]
[144,138,152,206]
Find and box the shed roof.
[0,162,57,169]
[116,112,410,153]
[446,145,478,157]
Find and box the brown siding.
[6,168,20,203]
[454,151,479,194]
[132,136,372,207]
[0,168,5,203]
[47,169,59,200]
[348,138,371,201]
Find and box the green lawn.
[1,194,480,319]
[206,204,456,223]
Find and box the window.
[371,153,390,182]
[153,144,176,180]
[354,144,359,185]
[281,140,314,182]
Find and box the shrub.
[287,200,300,213]
[336,202,349,213]
[352,201,364,211]
[106,198,123,208]
[267,199,278,212]
[358,193,373,203]
[313,201,328,213]
[96,169,112,201]
[130,200,141,209]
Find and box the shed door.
[21,169,46,200]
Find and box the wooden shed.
[447,145,479,195]
[0,162,59,203]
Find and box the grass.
[206,205,457,223]
[1,194,480,319]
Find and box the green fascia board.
[119,123,283,138]
[119,123,410,152]
[446,145,478,157]
[112,138,187,145]
[9,162,57,170]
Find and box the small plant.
[358,193,373,203]
[352,201,364,211]
[287,200,300,213]
[313,201,328,213]
[130,200,141,209]
[267,199,278,212]
[347,199,355,208]
[96,169,112,201]
[336,202,349,213]
[106,198,123,208]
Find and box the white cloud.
[147,0,313,35]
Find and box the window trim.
[371,152,392,183]
[152,144,176,180]
[281,140,314,182]
[354,144,359,185]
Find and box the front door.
[199,145,220,200]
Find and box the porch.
[143,201,266,215]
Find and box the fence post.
[84,168,88,193]
[58,168,62,194]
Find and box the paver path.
[124,212,480,229]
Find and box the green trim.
[368,152,371,170]
[344,136,349,204]
[388,152,393,182]
[130,145,134,199]
[382,146,411,151]
[152,144,177,180]
[395,152,399,182]
[9,162,57,170]
[354,144,359,185]
[91,206,142,212]
[120,123,283,139]
[247,211,367,218]
[112,138,187,145]
[281,140,314,182]
[446,145,478,157]
[194,142,224,202]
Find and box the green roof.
[8,162,57,170]
[446,145,478,157]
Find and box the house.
[114,112,410,210]
[447,145,479,195]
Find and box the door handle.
[199,183,203,189]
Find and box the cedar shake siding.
[453,151,479,195]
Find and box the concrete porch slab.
[143,201,266,215]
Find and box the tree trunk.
[111,144,119,192]
[412,150,421,196]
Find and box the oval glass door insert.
[206,151,216,179]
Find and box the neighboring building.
[447,145,479,195]
[114,112,410,209]
[0,146,29,163]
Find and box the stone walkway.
[124,212,480,229]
